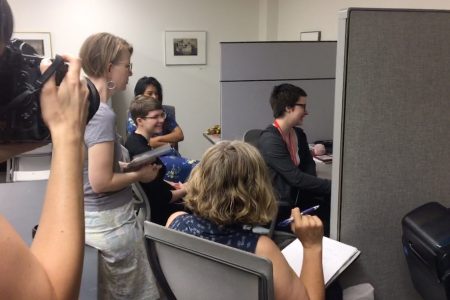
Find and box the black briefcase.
[402,202,450,300]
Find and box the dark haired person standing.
[258,83,332,236]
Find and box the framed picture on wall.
[165,31,206,65]
[300,31,321,41]
[12,32,52,57]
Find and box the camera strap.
[0,55,65,113]
[35,55,65,89]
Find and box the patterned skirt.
[85,201,160,299]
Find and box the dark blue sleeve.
[162,109,179,135]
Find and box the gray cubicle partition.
[332,8,450,299]
[220,41,336,142]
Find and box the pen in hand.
[277,205,320,227]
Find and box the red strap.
[273,120,299,165]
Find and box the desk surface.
[314,158,332,180]
[203,133,222,144]
[202,133,332,180]
[0,180,97,299]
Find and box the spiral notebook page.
[282,237,361,286]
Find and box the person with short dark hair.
[258,83,332,236]
[167,141,325,300]
[125,95,187,226]
[127,76,198,183]
[130,76,184,148]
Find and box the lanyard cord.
[273,120,299,166]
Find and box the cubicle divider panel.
[220,42,336,142]
[333,8,450,299]
[221,79,335,141]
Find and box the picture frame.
[12,32,52,57]
[165,31,206,65]
[300,31,321,41]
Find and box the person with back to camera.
[257,84,332,236]
[125,95,187,226]
[127,76,198,183]
[79,32,160,299]
[166,141,325,300]
[0,0,88,298]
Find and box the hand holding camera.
[0,39,99,143]
[39,55,89,142]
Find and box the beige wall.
[277,0,450,40]
[10,0,260,159]
[8,0,450,158]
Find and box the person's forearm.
[153,128,184,144]
[170,189,186,202]
[30,133,85,300]
[300,247,325,300]
[149,137,169,148]
[91,170,140,193]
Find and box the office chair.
[144,221,275,300]
[243,129,295,246]
[119,145,152,222]
[243,128,263,147]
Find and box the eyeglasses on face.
[114,62,133,71]
[294,103,307,109]
[141,111,166,120]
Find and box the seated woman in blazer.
[258,83,331,236]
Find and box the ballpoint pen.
[277,205,320,227]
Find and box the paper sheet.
[282,237,360,285]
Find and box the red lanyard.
[273,120,299,165]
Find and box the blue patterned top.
[169,214,260,253]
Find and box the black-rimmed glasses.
[141,112,167,120]
[294,103,306,109]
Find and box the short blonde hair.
[185,140,277,226]
[79,32,133,77]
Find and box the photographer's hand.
[39,55,89,141]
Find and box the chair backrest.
[243,129,296,244]
[144,221,274,300]
[243,129,263,147]
[132,182,151,221]
[119,144,152,222]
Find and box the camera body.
[0,39,99,143]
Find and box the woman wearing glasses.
[125,95,187,226]
[79,33,160,299]
[257,83,332,237]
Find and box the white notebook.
[282,237,360,286]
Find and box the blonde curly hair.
[184,140,277,226]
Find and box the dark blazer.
[258,125,331,207]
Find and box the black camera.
[0,38,100,143]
